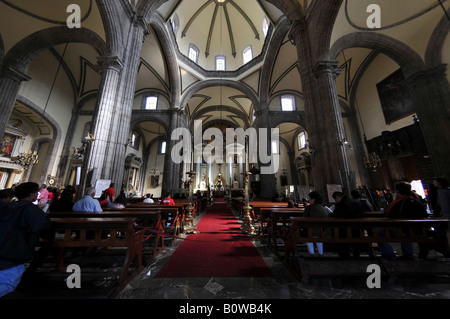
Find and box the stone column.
[104,17,149,192]
[238,154,244,187]
[0,65,31,141]
[254,108,277,199]
[162,109,183,195]
[289,19,354,197]
[78,56,123,192]
[314,60,354,193]
[407,65,450,179]
[288,151,299,202]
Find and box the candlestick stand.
[183,170,199,234]
[239,170,255,235]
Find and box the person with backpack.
[0,182,51,297]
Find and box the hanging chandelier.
[13,151,39,168]
[364,152,382,171]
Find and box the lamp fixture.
[339,137,351,147]
[364,152,382,171]
[13,151,39,168]
[84,132,95,143]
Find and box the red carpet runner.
[156,204,272,278]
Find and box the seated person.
[143,194,154,203]
[332,191,374,259]
[272,192,283,202]
[0,188,14,203]
[160,193,175,206]
[378,182,428,259]
[99,193,110,209]
[72,187,103,213]
[0,182,52,297]
[351,189,373,212]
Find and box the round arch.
[180,79,260,114]
[425,11,450,67]
[3,27,107,72]
[329,32,426,77]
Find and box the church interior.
[1,0,450,302]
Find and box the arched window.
[281,95,295,111]
[297,132,307,150]
[144,96,158,110]
[242,46,253,64]
[160,141,167,154]
[216,55,226,71]
[188,44,199,63]
[130,132,139,150]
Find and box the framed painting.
[376,69,415,124]
[0,133,17,158]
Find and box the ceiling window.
[216,56,226,71]
[281,95,295,111]
[145,96,158,110]
[243,46,253,64]
[188,44,199,63]
[262,17,270,38]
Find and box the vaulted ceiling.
[1,0,448,150]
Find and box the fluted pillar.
[78,56,123,192]
[0,65,31,141]
[162,109,184,195]
[104,17,149,191]
[254,108,277,199]
[289,19,354,197]
[314,60,354,193]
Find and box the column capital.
[1,65,31,83]
[313,60,342,79]
[288,19,306,46]
[133,15,151,37]
[96,56,124,74]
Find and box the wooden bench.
[124,204,187,235]
[48,217,145,284]
[280,217,450,280]
[48,209,173,256]
[259,208,305,244]
[284,217,450,259]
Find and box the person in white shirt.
[143,194,154,203]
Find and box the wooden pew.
[259,207,305,245]
[278,217,450,280]
[283,217,450,273]
[120,204,187,240]
[249,202,303,233]
[49,217,145,284]
[48,209,172,256]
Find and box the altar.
[191,143,247,195]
